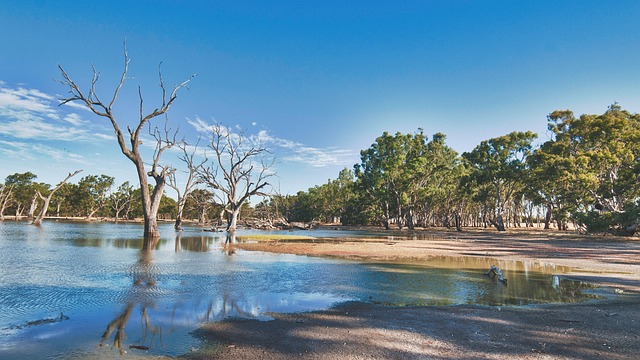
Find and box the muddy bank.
[182,228,640,359]
[188,299,639,360]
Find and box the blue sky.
[1,1,639,196]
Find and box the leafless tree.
[168,140,206,230]
[197,124,275,233]
[57,44,195,244]
[32,170,82,226]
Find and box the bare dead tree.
[57,44,195,244]
[168,139,206,230]
[32,170,83,226]
[197,124,275,233]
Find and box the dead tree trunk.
[58,44,194,246]
[197,123,274,233]
[168,141,205,230]
[33,170,82,226]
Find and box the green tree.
[355,131,424,229]
[74,175,115,219]
[421,133,464,229]
[4,172,42,220]
[463,131,538,231]
[532,105,640,234]
[184,188,216,226]
[110,181,135,222]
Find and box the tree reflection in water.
[98,247,162,355]
[175,234,213,252]
[223,232,236,255]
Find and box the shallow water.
[0,221,600,359]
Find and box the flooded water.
[0,221,600,359]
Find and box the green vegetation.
[256,105,640,236]
[1,105,638,236]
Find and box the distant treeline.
[254,104,640,236]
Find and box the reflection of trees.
[200,292,258,322]
[223,233,236,255]
[98,249,162,355]
[99,303,134,355]
[174,234,214,252]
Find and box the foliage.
[462,131,538,231]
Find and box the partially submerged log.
[486,265,508,285]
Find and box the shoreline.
[184,228,640,359]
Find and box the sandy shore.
[181,228,640,359]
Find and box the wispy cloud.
[0,140,88,164]
[0,83,111,141]
[188,117,357,168]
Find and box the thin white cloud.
[0,140,88,164]
[0,83,111,142]
[189,118,356,168]
[63,113,87,126]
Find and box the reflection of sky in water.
[0,221,600,359]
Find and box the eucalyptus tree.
[527,110,578,229]
[110,181,135,222]
[421,133,464,229]
[74,174,115,219]
[197,124,274,233]
[184,188,216,226]
[327,168,355,224]
[355,131,414,229]
[462,131,538,231]
[4,172,38,218]
[33,170,83,226]
[57,45,194,245]
[532,105,640,234]
[50,183,74,217]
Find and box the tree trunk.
[493,209,506,231]
[396,201,404,230]
[454,212,462,232]
[174,197,186,230]
[86,208,99,220]
[32,196,51,226]
[28,194,38,220]
[143,215,160,248]
[407,206,415,230]
[198,207,206,226]
[544,204,552,230]
[174,215,182,231]
[227,207,240,232]
[135,161,163,247]
[15,204,23,220]
[33,170,82,226]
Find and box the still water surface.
[0,221,599,358]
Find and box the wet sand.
[183,228,640,359]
